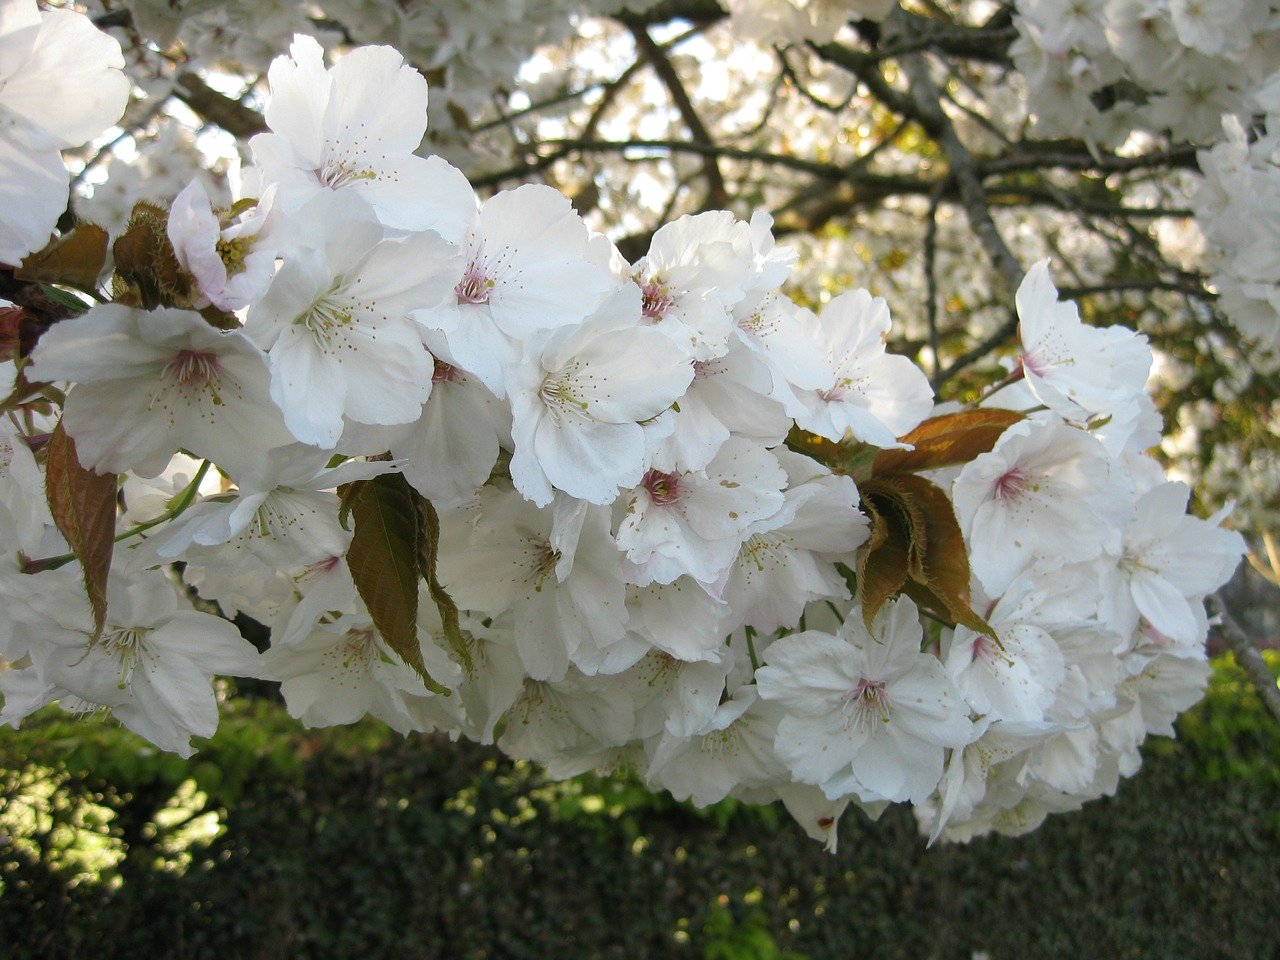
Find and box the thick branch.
[174,72,267,138]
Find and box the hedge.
[1,653,1277,960]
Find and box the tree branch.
[627,23,728,209]
[1207,592,1280,726]
[174,72,267,139]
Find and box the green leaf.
[344,473,448,694]
[417,496,473,677]
[43,421,117,640]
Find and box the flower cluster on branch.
[0,0,1265,850]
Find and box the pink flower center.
[845,677,891,725]
[994,466,1033,501]
[642,468,684,506]
[639,278,674,321]
[455,263,494,305]
[1018,349,1046,377]
[163,350,222,397]
[432,357,462,383]
[971,634,998,665]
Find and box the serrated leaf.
[16,225,109,293]
[344,473,448,695]
[890,473,993,636]
[417,495,473,677]
[856,494,910,630]
[872,409,1024,476]
[856,474,992,636]
[44,421,117,639]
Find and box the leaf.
[784,424,879,481]
[44,421,117,640]
[344,473,448,695]
[417,495,473,678]
[16,224,109,293]
[856,493,910,630]
[856,474,992,636]
[872,408,1024,476]
[890,473,992,636]
[112,201,194,310]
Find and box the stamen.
[642,468,684,506]
[843,676,891,726]
[994,467,1033,501]
[639,277,674,321]
[455,262,494,305]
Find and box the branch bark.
[1207,592,1280,726]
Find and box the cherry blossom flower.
[414,183,617,395]
[718,449,868,633]
[756,597,974,804]
[630,211,757,362]
[0,566,262,757]
[951,419,1135,596]
[0,0,129,264]
[167,180,280,312]
[243,192,462,448]
[28,304,293,478]
[1112,481,1246,650]
[618,436,786,586]
[793,289,934,449]
[251,33,475,236]
[506,286,694,507]
[439,488,629,681]
[1016,259,1152,421]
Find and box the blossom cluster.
[1011,0,1280,146]
[0,17,1246,848]
[1194,114,1280,367]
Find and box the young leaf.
[16,224,109,294]
[43,420,117,639]
[856,473,992,636]
[112,201,194,310]
[417,495,473,677]
[344,473,449,695]
[872,408,1024,476]
[889,473,992,636]
[856,485,911,629]
[785,424,879,481]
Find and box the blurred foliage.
[0,654,1276,960]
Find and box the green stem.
[744,625,761,673]
[22,459,212,572]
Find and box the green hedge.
[1,654,1277,960]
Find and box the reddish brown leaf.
[873,408,1024,476]
[16,225,109,294]
[891,473,992,635]
[856,488,910,630]
[44,421,117,639]
[345,473,449,694]
[856,473,992,636]
[112,202,194,310]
